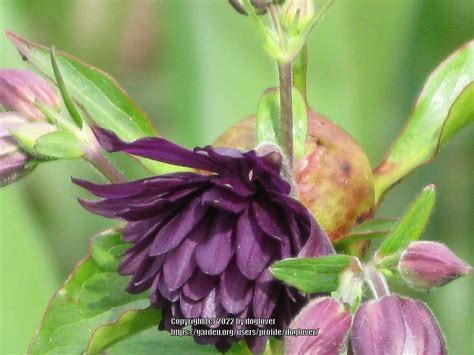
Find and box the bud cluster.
[284,222,471,354]
[0,70,61,186]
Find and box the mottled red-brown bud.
[214,108,375,242]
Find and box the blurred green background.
[0,0,472,354]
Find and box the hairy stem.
[278,62,294,168]
[365,266,390,300]
[85,150,126,183]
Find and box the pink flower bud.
[285,297,352,354]
[398,241,472,291]
[351,295,446,355]
[0,113,32,186]
[0,69,61,121]
[0,112,54,186]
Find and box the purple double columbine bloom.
[74,127,333,353]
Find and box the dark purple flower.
[285,297,352,355]
[73,127,333,353]
[351,295,446,355]
[398,241,472,291]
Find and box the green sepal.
[34,129,84,159]
[9,122,56,155]
[335,218,398,253]
[50,47,83,127]
[270,255,353,294]
[378,185,436,258]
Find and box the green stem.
[278,61,294,168]
[365,266,390,300]
[85,149,126,184]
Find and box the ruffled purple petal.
[236,207,275,280]
[92,126,216,171]
[182,271,217,301]
[252,199,284,240]
[252,268,280,320]
[149,198,208,256]
[201,187,247,213]
[157,272,179,302]
[219,259,253,314]
[162,226,204,291]
[179,295,204,319]
[126,255,166,294]
[201,288,227,320]
[195,212,234,275]
[72,177,150,198]
[298,216,334,258]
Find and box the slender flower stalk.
[364,266,390,300]
[278,62,294,168]
[84,148,126,184]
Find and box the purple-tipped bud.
[0,113,32,186]
[351,295,446,355]
[281,0,316,30]
[228,0,268,15]
[286,297,352,355]
[398,241,472,291]
[0,69,61,121]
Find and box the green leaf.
[439,81,474,146]
[28,229,153,355]
[256,87,308,160]
[374,41,474,202]
[270,255,353,294]
[106,328,217,355]
[34,130,84,159]
[335,218,398,251]
[378,185,436,257]
[86,307,161,354]
[6,31,177,174]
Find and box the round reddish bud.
[214,108,375,243]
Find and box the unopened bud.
[286,297,352,354]
[398,241,472,291]
[228,0,268,15]
[281,0,316,30]
[0,69,61,121]
[351,295,446,355]
[0,113,32,186]
[0,112,54,186]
